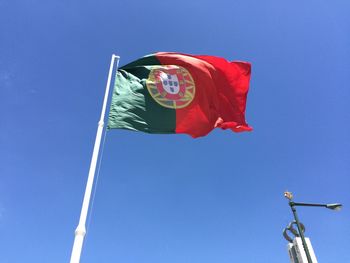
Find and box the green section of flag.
[121,54,160,69]
[107,66,176,134]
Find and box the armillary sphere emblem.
[283,221,306,243]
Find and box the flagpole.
[70,54,120,263]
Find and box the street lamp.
[284,191,342,263]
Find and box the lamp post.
[284,192,342,263]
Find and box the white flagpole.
[70,54,120,263]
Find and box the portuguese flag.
[108,52,252,138]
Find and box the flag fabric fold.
[108,52,252,138]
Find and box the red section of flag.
[156,52,252,138]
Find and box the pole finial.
[284,191,293,201]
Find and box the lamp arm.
[291,202,327,208]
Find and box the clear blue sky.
[1,0,349,262]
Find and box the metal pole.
[70,54,120,263]
[289,202,313,263]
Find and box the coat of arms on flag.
[146,66,195,109]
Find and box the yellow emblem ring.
[146,65,196,109]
